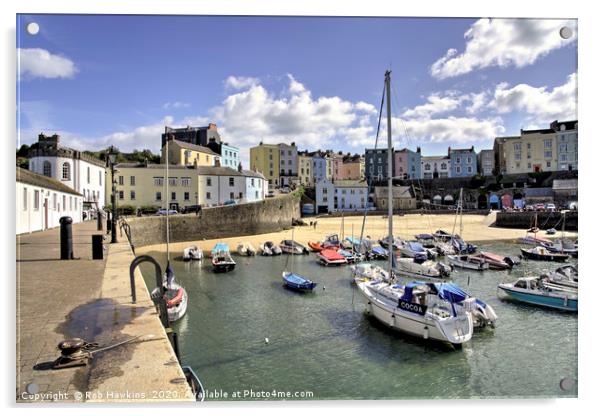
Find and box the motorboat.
[308,241,324,252]
[282,271,317,291]
[338,248,363,264]
[236,242,256,256]
[415,233,436,248]
[451,237,477,254]
[543,265,578,289]
[379,236,403,251]
[520,246,569,262]
[357,279,474,346]
[434,240,455,256]
[479,251,519,270]
[322,234,342,249]
[211,243,236,272]
[394,256,451,280]
[539,239,578,256]
[183,245,203,262]
[370,245,388,259]
[350,263,392,284]
[447,254,489,271]
[280,239,310,255]
[428,281,498,328]
[498,276,577,311]
[151,263,188,322]
[546,228,557,235]
[317,249,347,266]
[398,240,433,259]
[343,236,362,251]
[433,229,455,241]
[260,241,281,256]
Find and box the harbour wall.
[125,193,301,248]
[495,211,578,231]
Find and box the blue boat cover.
[212,242,230,254]
[408,241,425,252]
[416,234,434,240]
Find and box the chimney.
[214,157,221,167]
[208,123,218,130]
[238,162,243,172]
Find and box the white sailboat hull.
[357,282,473,345]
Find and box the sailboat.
[282,227,316,291]
[518,212,553,245]
[154,137,188,322]
[356,71,475,346]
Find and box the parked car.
[534,203,546,211]
[544,203,556,212]
[156,209,178,216]
[267,190,275,198]
[223,199,237,206]
[301,204,315,215]
[181,205,202,214]
[525,205,535,211]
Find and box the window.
[515,153,522,161]
[424,163,431,171]
[69,196,72,210]
[514,143,521,151]
[560,154,567,162]
[560,143,568,152]
[544,139,552,149]
[169,177,177,187]
[43,161,52,177]
[130,191,136,200]
[63,195,66,210]
[546,161,551,168]
[527,143,531,149]
[467,166,473,174]
[184,192,190,201]
[118,176,124,186]
[119,190,124,200]
[171,192,176,201]
[206,192,211,199]
[527,163,532,169]
[154,177,163,187]
[322,196,327,203]
[441,163,447,170]
[229,177,235,186]
[130,176,136,186]
[206,178,212,186]
[99,171,102,186]
[87,166,90,184]
[156,192,162,201]
[62,162,71,180]
[255,191,259,199]
[456,157,461,164]
[53,193,57,210]
[34,190,39,210]
[544,150,553,159]
[181,177,191,187]
[230,192,235,199]
[456,166,461,174]
[23,188,27,210]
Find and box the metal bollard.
[92,234,104,260]
[59,216,74,260]
[106,212,111,234]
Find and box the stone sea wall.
[125,194,301,248]
[495,211,578,231]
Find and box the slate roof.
[16,167,82,196]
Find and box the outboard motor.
[437,262,452,277]
[413,253,427,264]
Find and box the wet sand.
[138,212,577,256]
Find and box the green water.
[141,242,577,400]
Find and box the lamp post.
[107,146,118,243]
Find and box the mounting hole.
[26,383,39,394]
[26,22,40,35]
[559,377,575,391]
[559,26,573,40]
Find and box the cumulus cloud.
[489,73,577,122]
[391,116,505,145]
[224,75,260,90]
[18,48,77,80]
[430,18,577,79]
[402,92,465,119]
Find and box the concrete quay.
[16,220,194,403]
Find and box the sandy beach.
[138,212,577,256]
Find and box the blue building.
[553,120,578,171]
[448,146,477,178]
[365,148,393,183]
[220,143,240,169]
[244,170,266,202]
[312,151,328,183]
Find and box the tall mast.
[166,137,170,262]
[385,70,393,278]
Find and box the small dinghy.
[394,256,451,280]
[211,243,236,272]
[415,233,435,248]
[447,254,489,271]
[260,241,281,256]
[350,263,391,284]
[152,263,188,322]
[236,242,256,256]
[282,271,317,291]
[479,251,518,270]
[370,245,388,259]
[280,239,309,255]
[183,245,203,262]
[451,237,477,254]
[307,241,324,252]
[544,265,578,289]
[182,366,205,401]
[520,246,569,262]
[338,248,363,264]
[546,228,557,235]
[433,229,455,241]
[317,248,347,266]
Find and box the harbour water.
[141,242,577,400]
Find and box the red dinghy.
[479,251,510,270]
[317,249,347,266]
[308,241,324,252]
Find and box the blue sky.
[17,14,577,166]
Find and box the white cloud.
[392,116,505,145]
[162,101,190,110]
[402,92,465,119]
[18,48,77,80]
[466,92,488,115]
[430,18,576,79]
[224,76,260,90]
[489,73,577,122]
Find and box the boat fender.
[423,326,429,340]
[265,337,270,344]
[165,287,184,307]
[389,314,395,327]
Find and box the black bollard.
[92,234,103,260]
[59,216,74,260]
[106,212,111,234]
[97,211,103,231]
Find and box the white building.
[315,179,368,214]
[17,167,84,234]
[421,156,450,179]
[197,166,266,205]
[28,134,106,212]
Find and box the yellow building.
[340,155,365,180]
[495,129,557,174]
[297,153,314,187]
[250,143,280,186]
[161,138,220,167]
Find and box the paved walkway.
[17,220,193,402]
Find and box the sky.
[16,14,578,168]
